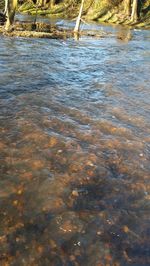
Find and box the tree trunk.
[5,0,17,30]
[124,0,131,16]
[131,0,138,21]
[50,0,55,8]
[47,0,55,9]
[4,0,8,14]
[74,0,84,33]
[37,0,44,7]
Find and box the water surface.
[0,22,150,266]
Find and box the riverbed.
[0,20,150,265]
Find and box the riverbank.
[18,0,150,29]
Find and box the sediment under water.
[0,21,150,266]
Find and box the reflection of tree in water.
[116,26,132,42]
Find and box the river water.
[0,21,150,266]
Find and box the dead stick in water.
[33,2,38,29]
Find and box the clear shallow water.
[0,22,150,266]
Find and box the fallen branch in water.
[0,25,72,39]
[0,20,109,39]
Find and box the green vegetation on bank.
[0,0,150,30]
[18,0,150,28]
